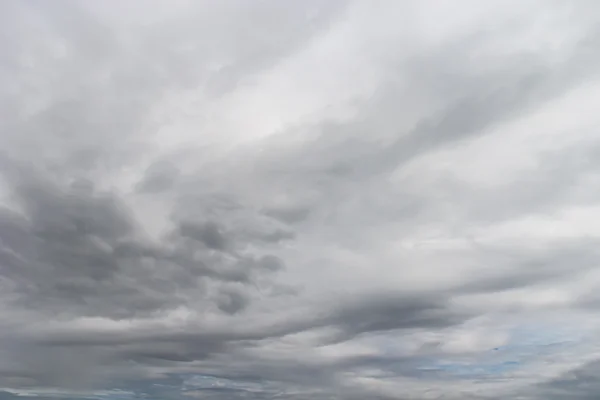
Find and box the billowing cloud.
[2,0,600,399]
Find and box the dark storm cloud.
[5,289,466,394]
[31,289,466,351]
[215,287,250,315]
[178,221,228,251]
[3,291,468,398]
[0,0,385,396]
[0,157,283,320]
[322,294,471,342]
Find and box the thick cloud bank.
[2,1,600,399]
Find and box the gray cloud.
[135,161,180,194]
[2,0,600,399]
[531,360,600,399]
[0,159,284,323]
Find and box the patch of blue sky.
[428,360,521,378]
[416,319,586,380]
[507,321,583,348]
[0,388,138,400]
[182,374,265,391]
[93,390,138,400]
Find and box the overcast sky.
[2,0,600,399]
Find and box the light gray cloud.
[533,360,600,399]
[2,0,600,399]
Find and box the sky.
[1,0,600,399]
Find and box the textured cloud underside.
[1,1,600,399]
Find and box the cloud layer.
[2,0,600,399]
